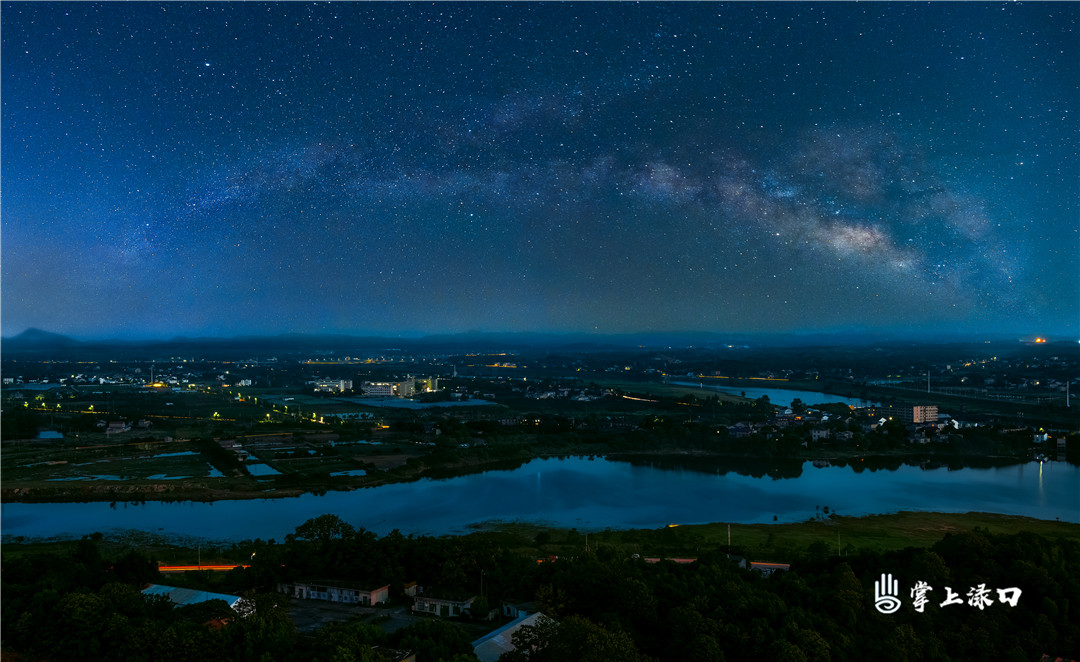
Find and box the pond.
[2,456,1075,542]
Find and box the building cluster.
[727,402,953,445]
[313,379,353,393]
[361,380,416,397]
[275,577,544,661]
[524,385,601,401]
[878,404,939,424]
[271,551,805,662]
[359,377,438,398]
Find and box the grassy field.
[483,511,1080,561]
[590,379,750,403]
[5,511,1076,568]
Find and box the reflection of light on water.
[1038,461,1045,507]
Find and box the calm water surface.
[666,382,878,407]
[2,457,1076,542]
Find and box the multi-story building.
[361,381,414,397]
[314,379,353,393]
[881,405,939,424]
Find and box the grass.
[590,379,749,403]
[482,511,1080,561]
[5,511,1076,569]
[0,534,199,563]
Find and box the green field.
[590,379,751,403]
[5,511,1077,570]
[483,511,1080,561]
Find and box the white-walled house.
[278,581,390,606]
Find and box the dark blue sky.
[3,2,1077,339]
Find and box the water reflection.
[2,457,1077,542]
[608,453,1028,480]
[1038,460,1044,507]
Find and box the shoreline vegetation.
[6,511,1080,564]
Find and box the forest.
[3,514,1078,661]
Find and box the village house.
[105,421,131,435]
[745,561,791,577]
[278,581,390,606]
[412,591,476,618]
[728,422,754,438]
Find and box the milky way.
[2,3,1076,338]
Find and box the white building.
[412,593,475,617]
[315,379,353,393]
[278,581,389,606]
[361,381,415,397]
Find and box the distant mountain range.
[3,328,84,348]
[0,327,1063,357]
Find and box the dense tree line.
[3,518,1077,661]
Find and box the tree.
[501,616,650,662]
[230,594,297,662]
[293,514,356,545]
[306,622,385,662]
[471,595,491,620]
[391,620,477,662]
[501,615,560,661]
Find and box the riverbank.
[5,455,1076,543]
[1,443,1041,504]
[5,511,1079,564]
[478,510,1080,559]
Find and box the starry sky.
[3,2,1077,340]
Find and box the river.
[666,382,878,407]
[2,457,1076,542]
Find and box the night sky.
[3,2,1077,340]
